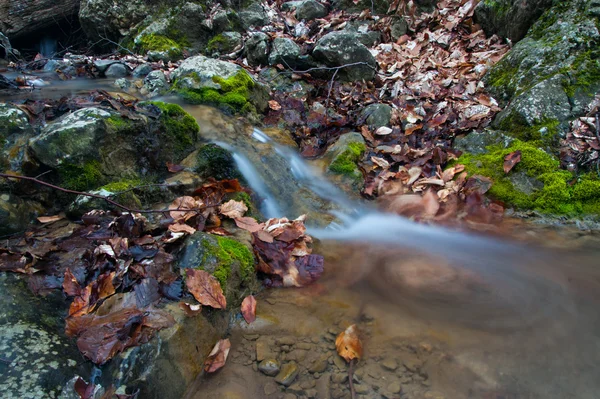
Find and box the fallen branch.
[0,173,217,215]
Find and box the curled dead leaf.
[168,223,196,235]
[241,295,257,324]
[219,200,248,219]
[335,324,363,363]
[204,338,231,373]
[169,196,203,221]
[268,100,282,111]
[503,150,522,174]
[185,269,227,309]
[375,126,393,136]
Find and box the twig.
[0,173,217,215]
[98,34,135,56]
[348,358,356,399]
[325,67,340,124]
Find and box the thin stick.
[348,358,356,399]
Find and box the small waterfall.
[39,37,57,58]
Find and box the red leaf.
[503,150,522,174]
[185,269,227,309]
[204,339,231,373]
[63,268,82,297]
[241,295,257,324]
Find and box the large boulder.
[79,0,153,42]
[474,0,557,43]
[312,31,377,81]
[484,0,600,140]
[0,0,79,41]
[281,0,328,20]
[171,55,270,114]
[28,103,199,191]
[0,104,34,174]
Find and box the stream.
[2,79,600,399]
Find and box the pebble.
[288,349,307,362]
[252,363,258,372]
[278,337,296,346]
[281,345,291,352]
[275,362,299,386]
[381,358,398,371]
[424,391,445,399]
[309,355,330,373]
[331,388,345,399]
[403,358,421,372]
[264,382,279,395]
[296,342,312,350]
[311,336,321,344]
[354,384,370,394]
[316,374,331,399]
[258,358,281,376]
[256,339,272,362]
[283,394,297,399]
[332,373,348,384]
[305,388,318,398]
[387,382,402,394]
[333,356,347,370]
[288,382,305,394]
[266,298,277,305]
[300,380,316,389]
[244,334,259,341]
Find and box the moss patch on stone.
[457,139,600,215]
[174,70,256,114]
[137,34,183,59]
[328,142,366,180]
[198,235,255,289]
[148,101,199,155]
[58,160,104,191]
[196,143,243,181]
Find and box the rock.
[239,3,269,29]
[94,59,121,74]
[474,0,556,43]
[275,362,300,386]
[143,70,169,97]
[387,382,402,394]
[207,32,243,55]
[316,373,331,399]
[114,78,131,91]
[0,73,16,89]
[246,32,270,66]
[287,349,308,362]
[0,0,79,41]
[268,38,302,67]
[195,143,244,181]
[212,9,231,33]
[282,0,328,20]
[508,170,544,195]
[80,0,152,42]
[258,358,281,376]
[331,373,348,383]
[176,231,257,308]
[390,17,409,41]
[256,338,274,362]
[105,63,129,78]
[172,55,241,87]
[330,0,389,14]
[324,132,366,192]
[354,383,370,394]
[0,194,45,236]
[312,31,377,81]
[264,381,279,395]
[0,103,35,174]
[381,357,398,371]
[133,63,153,78]
[360,103,392,128]
[277,336,296,346]
[333,355,347,370]
[453,130,514,155]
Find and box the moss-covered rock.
[196,143,244,181]
[177,232,258,308]
[0,104,34,174]
[206,32,243,55]
[326,132,366,192]
[171,56,269,114]
[456,135,600,216]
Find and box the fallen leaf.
[219,200,248,219]
[268,100,282,111]
[185,269,227,309]
[169,196,203,221]
[375,126,393,135]
[204,338,231,373]
[168,223,196,235]
[63,268,82,297]
[37,214,64,223]
[335,324,363,363]
[241,295,257,324]
[234,217,264,232]
[503,150,522,174]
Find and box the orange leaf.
[503,150,522,174]
[204,338,231,373]
[241,295,257,324]
[185,269,227,309]
[335,324,363,363]
[63,269,81,297]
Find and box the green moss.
[196,144,243,181]
[559,50,600,98]
[173,70,256,114]
[58,160,104,191]
[485,61,520,98]
[100,179,143,209]
[136,34,183,59]
[198,235,255,289]
[148,101,199,154]
[329,142,366,178]
[106,115,133,131]
[497,116,560,144]
[207,34,228,52]
[457,139,600,215]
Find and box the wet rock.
[508,170,544,195]
[143,70,169,97]
[387,381,402,394]
[172,55,241,87]
[258,358,281,376]
[287,349,308,362]
[390,17,409,41]
[0,194,45,237]
[246,32,270,67]
[275,362,299,386]
[332,373,348,383]
[474,0,555,42]
[105,63,129,78]
[0,73,16,89]
[324,132,366,193]
[288,382,305,394]
[282,0,328,20]
[360,103,392,128]
[316,374,331,399]
[309,354,330,373]
[0,103,35,175]
[114,78,131,91]
[94,59,121,74]
[333,355,347,370]
[313,31,377,81]
[0,0,79,41]
[80,0,149,42]
[239,3,269,29]
[277,336,297,346]
[264,381,279,395]
[268,38,302,67]
[208,31,242,55]
[381,357,398,371]
[133,63,153,78]
[256,338,274,362]
[354,383,370,394]
[453,129,514,155]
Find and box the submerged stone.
[275,362,299,386]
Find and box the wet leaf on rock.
[335,324,363,363]
[219,200,248,219]
[204,338,231,373]
[241,295,257,324]
[503,150,522,174]
[185,269,227,309]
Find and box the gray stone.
[172,55,241,89]
[312,31,377,81]
[114,78,131,90]
[143,70,169,97]
[316,374,331,399]
[268,37,302,67]
[453,130,514,155]
[354,383,370,394]
[381,357,398,371]
[255,339,273,362]
[390,17,409,41]
[309,354,330,373]
[94,59,120,73]
[105,63,129,78]
[208,31,242,55]
[80,0,151,42]
[387,382,402,394]
[333,355,347,370]
[0,104,34,174]
[508,170,544,195]
[282,0,328,20]
[212,10,231,33]
[264,381,279,395]
[474,0,556,42]
[275,362,300,386]
[0,194,45,236]
[361,103,392,128]
[239,3,269,29]
[259,358,281,376]
[246,32,270,66]
[133,63,153,78]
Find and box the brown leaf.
[37,214,64,224]
[268,100,282,111]
[235,217,264,233]
[335,324,363,363]
[169,196,203,221]
[204,338,231,373]
[63,268,82,297]
[503,150,522,174]
[185,269,227,309]
[241,295,257,324]
[168,223,197,235]
[219,200,248,219]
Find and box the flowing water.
[2,81,600,398]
